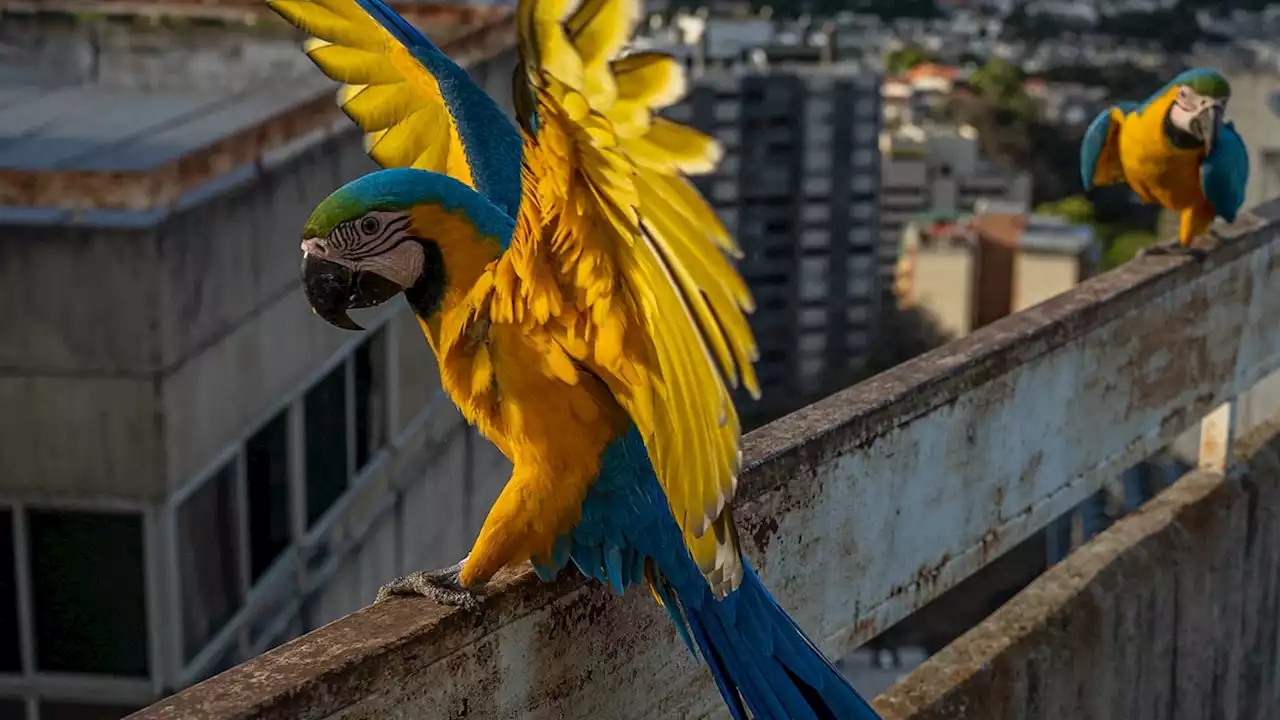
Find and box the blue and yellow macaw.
[1081,67,1250,258]
[268,0,882,717]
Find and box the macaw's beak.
[301,253,403,332]
[1191,103,1224,156]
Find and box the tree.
[886,46,933,74]
[1035,195,1095,225]
[1102,231,1157,269]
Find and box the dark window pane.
[0,510,19,673]
[40,700,143,720]
[0,698,23,720]
[305,364,349,526]
[246,411,291,582]
[354,328,388,471]
[177,464,242,663]
[28,510,147,676]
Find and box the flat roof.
[0,77,333,172]
[0,4,516,213]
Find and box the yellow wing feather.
[274,0,759,596]
[505,0,759,595]
[270,0,475,187]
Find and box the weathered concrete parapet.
[876,417,1280,719]
[126,200,1280,720]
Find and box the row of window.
[0,327,393,719]
[178,327,389,663]
[0,508,148,679]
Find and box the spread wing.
[267,0,524,217]
[272,0,760,596]
[495,0,759,595]
[1201,120,1249,224]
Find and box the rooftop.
[0,3,515,214]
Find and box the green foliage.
[1034,195,1095,225]
[1035,194,1159,270]
[969,59,1038,122]
[1102,231,1157,269]
[885,46,934,74]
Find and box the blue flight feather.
[351,0,525,220]
[1201,121,1250,223]
[537,427,883,720]
[1080,101,1137,191]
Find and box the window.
[0,699,24,719]
[246,411,291,582]
[40,701,144,720]
[0,509,17,673]
[177,463,242,663]
[853,149,876,168]
[354,329,389,472]
[305,364,349,526]
[28,510,148,676]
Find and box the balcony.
[122,198,1280,718]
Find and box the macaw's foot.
[375,557,482,610]
[1137,238,1207,261]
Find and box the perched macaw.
[268,0,882,717]
[1080,67,1251,258]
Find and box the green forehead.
[1179,70,1231,99]
[302,193,375,238]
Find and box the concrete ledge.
[875,420,1280,719]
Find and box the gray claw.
[375,558,482,610]
[1136,239,1206,261]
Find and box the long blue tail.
[532,427,882,720]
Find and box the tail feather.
[674,564,881,720]
[541,427,882,719]
[1080,102,1137,191]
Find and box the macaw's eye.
[360,216,381,235]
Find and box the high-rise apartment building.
[665,63,883,415]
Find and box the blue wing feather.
[1080,101,1137,191]
[351,0,525,218]
[1201,121,1250,223]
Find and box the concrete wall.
[911,244,974,337]
[0,14,308,90]
[1012,252,1080,314]
[877,419,1280,720]
[0,42,522,500]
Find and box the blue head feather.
[304,168,516,247]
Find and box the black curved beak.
[1191,103,1224,156]
[301,253,404,332]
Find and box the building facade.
[665,63,883,416]
[0,13,515,717]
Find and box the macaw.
[1080,67,1251,258]
[268,0,883,717]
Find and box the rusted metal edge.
[0,9,517,212]
[127,206,1280,720]
[872,416,1280,719]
